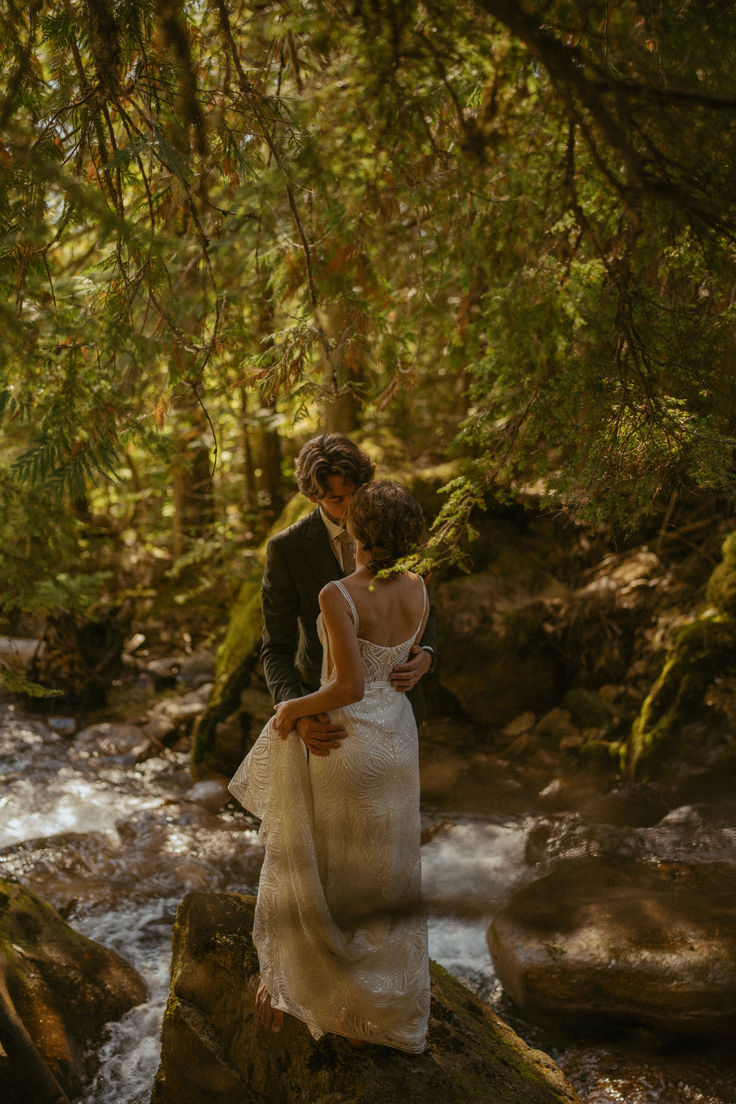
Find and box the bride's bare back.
[334,571,428,647]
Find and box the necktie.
[338,530,356,574]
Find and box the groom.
[261,433,436,756]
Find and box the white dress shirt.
[319,507,355,573]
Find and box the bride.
[229,479,431,1052]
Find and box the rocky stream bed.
[3,493,736,1102]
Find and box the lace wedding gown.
[229,580,430,1052]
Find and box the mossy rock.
[151,891,580,1104]
[705,530,736,615]
[626,615,736,781]
[0,878,146,1103]
[624,529,736,783]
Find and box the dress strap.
[413,581,428,641]
[333,579,359,631]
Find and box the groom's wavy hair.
[295,434,375,499]
[347,480,425,571]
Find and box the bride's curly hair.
[347,480,425,572]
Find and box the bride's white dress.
[229,580,430,1052]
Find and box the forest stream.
[2,695,736,1104]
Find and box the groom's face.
[313,474,357,525]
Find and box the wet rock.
[488,857,736,1038]
[433,573,566,727]
[146,657,181,688]
[562,687,620,729]
[152,891,580,1104]
[71,722,149,762]
[150,693,205,733]
[0,832,123,912]
[418,753,466,797]
[47,716,77,738]
[503,711,537,738]
[194,681,213,703]
[580,785,670,828]
[0,878,146,1103]
[182,778,232,812]
[177,649,216,688]
[142,714,177,743]
[534,707,580,745]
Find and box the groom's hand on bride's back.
[296,714,347,756]
[389,644,432,692]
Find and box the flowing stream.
[1,699,735,1104]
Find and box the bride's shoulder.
[318,578,342,601]
[319,579,353,612]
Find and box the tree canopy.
[2,0,736,626]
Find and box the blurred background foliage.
[1,0,736,650]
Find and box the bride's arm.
[273,583,364,739]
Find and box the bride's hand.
[273,700,299,740]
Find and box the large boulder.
[0,878,147,1103]
[432,539,677,730]
[152,891,581,1104]
[488,857,736,1037]
[432,569,568,728]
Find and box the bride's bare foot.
[255,979,284,1033]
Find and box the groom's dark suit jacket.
[261,507,436,725]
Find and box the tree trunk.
[317,302,362,433]
[171,398,215,559]
[257,403,284,528]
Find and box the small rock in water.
[419,755,465,796]
[183,778,232,812]
[539,778,564,798]
[124,632,147,654]
[581,784,669,828]
[72,722,149,762]
[177,649,216,687]
[535,707,579,744]
[194,681,214,703]
[157,697,205,731]
[146,657,181,688]
[142,714,177,743]
[503,711,537,738]
[507,732,532,758]
[48,716,77,737]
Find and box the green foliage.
[1,0,736,612]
